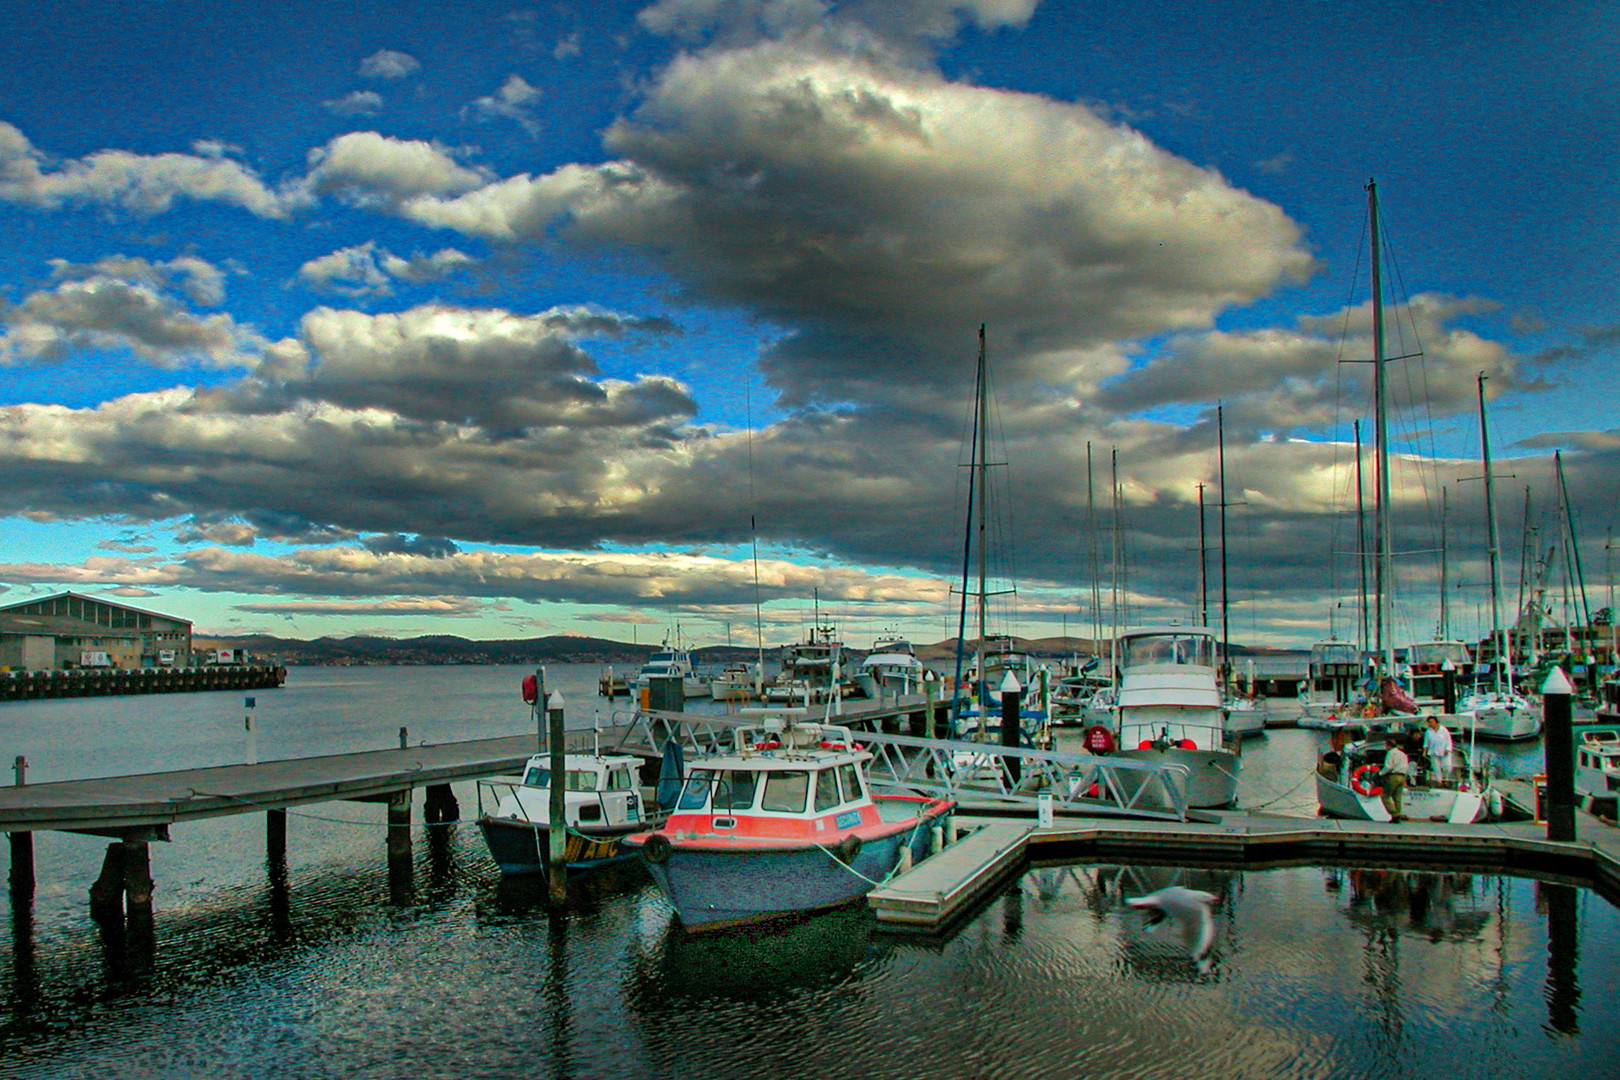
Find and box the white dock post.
[244,696,258,765]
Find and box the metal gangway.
[602,708,1192,822]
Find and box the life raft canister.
[1082,725,1117,753]
[1350,763,1384,797]
[521,673,539,705]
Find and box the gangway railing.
[602,708,1192,822]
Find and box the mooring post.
[244,696,258,765]
[547,689,568,902]
[1000,670,1022,784]
[8,757,32,902]
[923,675,936,741]
[267,808,287,866]
[89,843,126,924]
[121,837,154,934]
[1440,661,1457,715]
[1542,668,1576,842]
[398,726,409,750]
[534,667,547,752]
[424,783,459,826]
[386,789,413,905]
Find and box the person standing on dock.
[1422,715,1454,784]
[1380,735,1410,822]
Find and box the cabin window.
[837,763,863,803]
[577,804,602,823]
[814,770,840,812]
[711,770,758,812]
[607,768,634,791]
[678,770,715,811]
[761,771,809,814]
[523,768,600,791]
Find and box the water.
[1,666,1614,1078]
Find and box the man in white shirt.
[1380,735,1410,822]
[1422,715,1455,783]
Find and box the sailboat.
[1212,404,1265,739]
[1313,180,1500,822]
[948,326,1050,749]
[1454,372,1540,740]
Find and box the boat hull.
[632,800,950,931]
[1116,746,1240,809]
[478,817,645,874]
[1464,707,1542,741]
[1314,775,1488,823]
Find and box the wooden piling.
[89,843,126,924]
[424,783,458,825]
[386,789,413,905]
[267,808,287,865]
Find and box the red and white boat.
[623,720,955,931]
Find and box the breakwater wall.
[0,664,287,701]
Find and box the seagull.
[1127,885,1218,972]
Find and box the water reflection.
[627,903,884,1005]
[1331,868,1492,941]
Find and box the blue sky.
[0,0,1614,650]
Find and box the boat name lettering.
[834,809,862,829]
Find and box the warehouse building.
[0,592,193,670]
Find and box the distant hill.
[197,630,1294,667]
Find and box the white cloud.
[358,49,421,80]
[295,243,479,298]
[302,131,491,209]
[324,90,385,117]
[0,121,287,218]
[465,75,545,137]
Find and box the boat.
[630,643,712,699]
[1221,692,1267,738]
[1110,624,1241,809]
[1453,374,1541,741]
[1314,726,1499,823]
[1050,665,1113,727]
[476,751,665,874]
[854,633,927,699]
[765,622,846,704]
[622,719,955,931]
[1575,730,1620,811]
[1296,640,1366,728]
[709,662,761,702]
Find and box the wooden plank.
[868,821,1031,927]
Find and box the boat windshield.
[1311,643,1359,665]
[760,770,810,813]
[1408,641,1471,666]
[678,769,758,811]
[523,767,601,791]
[1120,633,1213,667]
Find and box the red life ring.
[1350,763,1383,797]
[1412,663,1441,676]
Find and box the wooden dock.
[868,809,1620,930]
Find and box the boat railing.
[609,708,1192,821]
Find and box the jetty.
[0,663,287,701]
[870,810,1620,931]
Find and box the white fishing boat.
[476,752,665,874]
[630,644,712,699]
[855,633,926,698]
[710,662,762,702]
[1111,625,1240,809]
[1050,667,1112,727]
[765,623,846,704]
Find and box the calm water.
[1,665,1614,1079]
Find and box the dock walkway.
[870,809,1620,930]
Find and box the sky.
[0,0,1615,652]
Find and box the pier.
[869,809,1620,930]
[0,663,287,701]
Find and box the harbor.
[2,663,1616,1077]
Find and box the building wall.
[0,635,56,671]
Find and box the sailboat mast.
[1368,179,1395,674]
[1355,418,1369,654]
[1439,486,1450,640]
[1197,481,1209,627]
[1087,442,1103,650]
[1218,404,1231,678]
[975,324,989,646]
[1478,373,1508,693]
